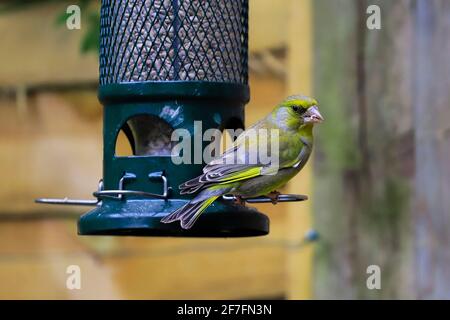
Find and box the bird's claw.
[266,191,281,205]
[234,196,246,206]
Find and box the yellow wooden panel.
[0,221,286,299]
[249,0,288,52]
[0,3,98,86]
[0,92,102,212]
[286,0,314,299]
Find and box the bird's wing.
[180,118,310,194]
[180,120,271,193]
[205,119,267,169]
[179,164,262,194]
[180,142,310,194]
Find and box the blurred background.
[0,0,449,299]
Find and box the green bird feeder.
[36,0,307,237]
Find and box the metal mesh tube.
[99,0,249,85]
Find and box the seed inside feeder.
[100,0,247,84]
[126,115,174,156]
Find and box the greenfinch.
[161,95,323,229]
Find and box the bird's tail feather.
[161,195,219,229]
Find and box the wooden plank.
[0,220,286,299]
[249,0,288,52]
[0,92,103,211]
[313,0,416,298]
[413,0,450,299]
[286,0,314,300]
[0,2,98,86]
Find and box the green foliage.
[0,0,99,55]
[54,0,99,55]
[79,11,100,53]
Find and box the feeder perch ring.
[222,194,308,203]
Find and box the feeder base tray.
[78,199,269,237]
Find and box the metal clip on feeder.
[36,0,307,237]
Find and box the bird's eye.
[292,105,306,114]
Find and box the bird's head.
[272,95,324,130]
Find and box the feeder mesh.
[99,0,248,85]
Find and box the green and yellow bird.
[161,95,323,229]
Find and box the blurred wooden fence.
[313,0,450,299]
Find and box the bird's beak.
[304,105,324,124]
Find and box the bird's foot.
[234,196,246,206]
[266,190,281,205]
